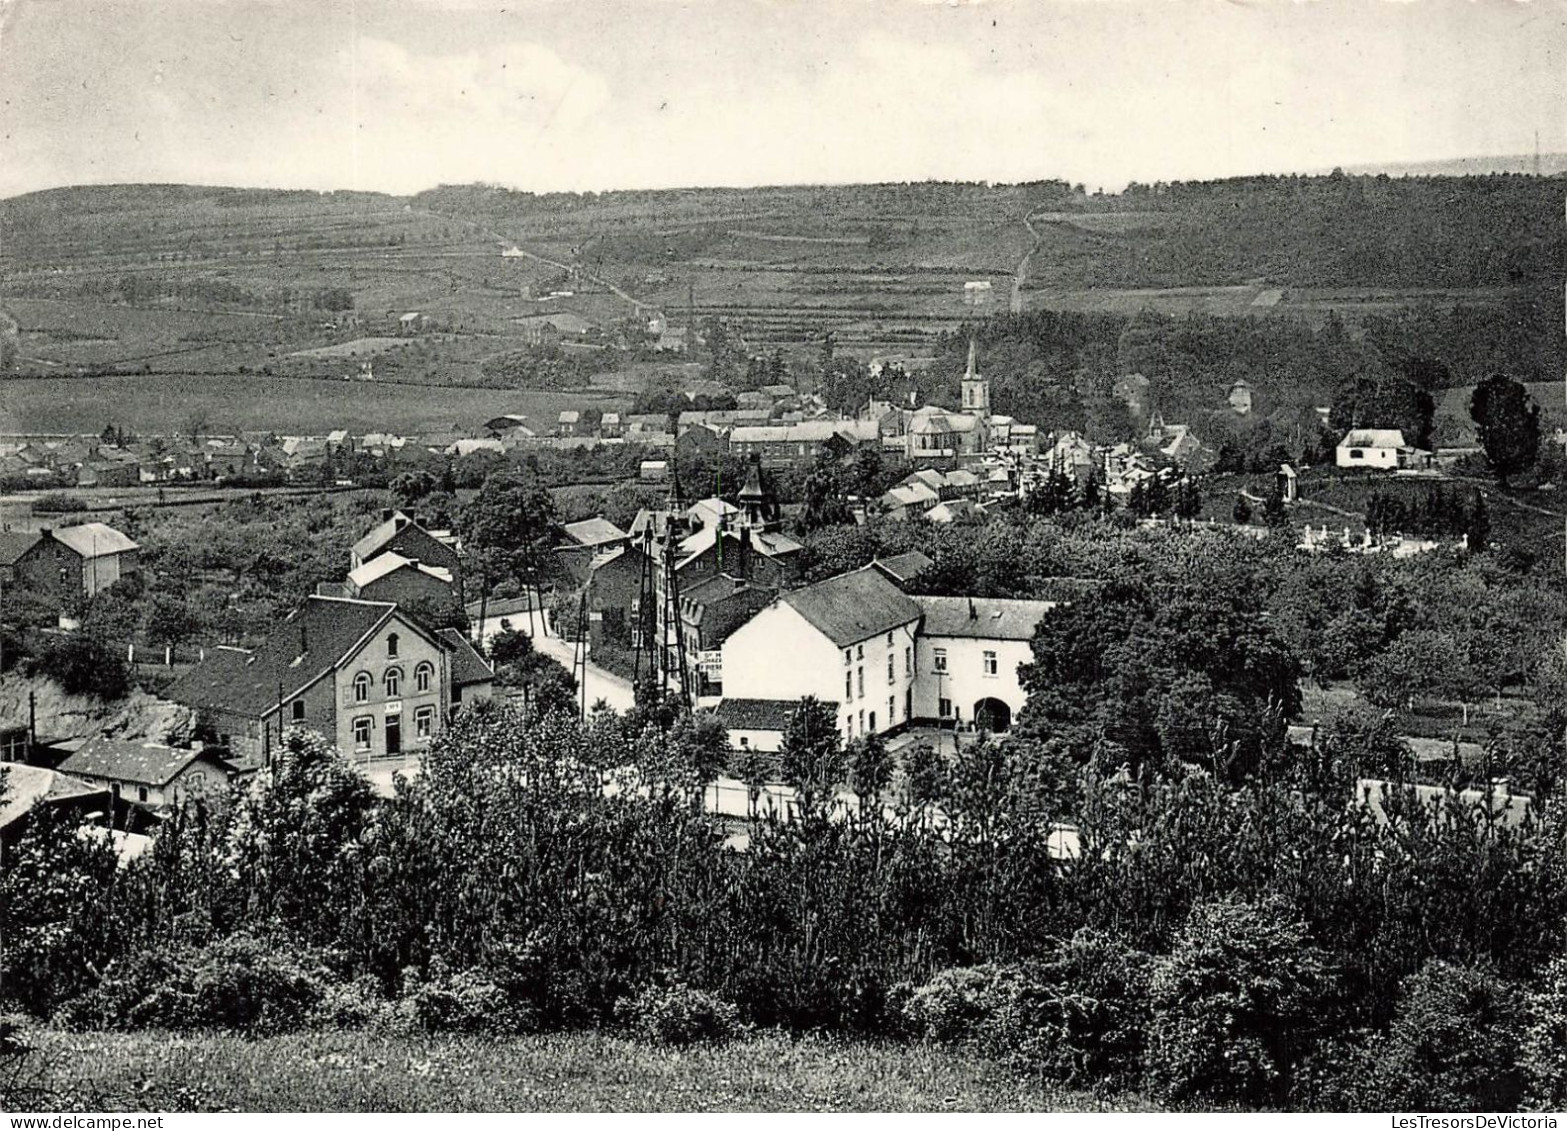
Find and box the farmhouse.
[910,595,1056,733]
[515,312,595,346]
[167,596,456,769]
[57,737,234,809]
[0,522,139,604]
[722,565,921,743]
[1336,429,1431,471]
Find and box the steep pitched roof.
[0,530,41,566]
[781,566,920,648]
[167,597,398,718]
[914,595,1057,641]
[59,737,232,787]
[352,512,415,562]
[51,523,138,558]
[437,628,494,687]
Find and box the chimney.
[380,508,393,522]
[968,597,978,620]
[393,514,409,531]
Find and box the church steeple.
[737,453,779,531]
[960,335,990,416]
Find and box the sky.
[0,0,1564,198]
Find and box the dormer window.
[387,632,400,658]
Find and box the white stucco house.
[911,595,1057,733]
[717,568,1060,746]
[720,565,921,743]
[1336,429,1431,471]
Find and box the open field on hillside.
[17,1028,1143,1113]
[0,374,627,436]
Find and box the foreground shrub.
[63,933,328,1035]
[1359,960,1526,1112]
[1146,897,1332,1107]
[902,965,1013,1045]
[614,984,740,1047]
[307,975,391,1031]
[390,965,537,1036]
[1523,956,1567,1111]
[904,932,1153,1090]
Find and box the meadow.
[17,1029,1138,1113]
[0,373,626,436]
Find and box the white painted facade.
[913,634,1034,730]
[721,602,920,741]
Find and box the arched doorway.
[973,697,1012,733]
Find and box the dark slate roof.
[464,593,543,619]
[0,530,41,566]
[167,596,397,718]
[351,512,451,564]
[683,572,749,606]
[781,566,921,648]
[873,550,934,585]
[913,595,1057,641]
[713,698,840,732]
[438,628,495,687]
[58,737,231,787]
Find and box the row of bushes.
[60,931,740,1050]
[903,909,1566,1111]
[6,703,1567,1111]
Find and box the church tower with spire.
[960,336,990,418]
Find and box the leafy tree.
[28,631,129,699]
[799,459,852,531]
[1522,956,1567,1111]
[778,696,844,817]
[846,730,893,810]
[145,593,199,652]
[1232,495,1252,525]
[1470,375,1541,488]
[457,470,559,634]
[391,470,438,508]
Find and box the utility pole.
[572,590,589,722]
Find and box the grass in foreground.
[21,1029,1154,1113]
